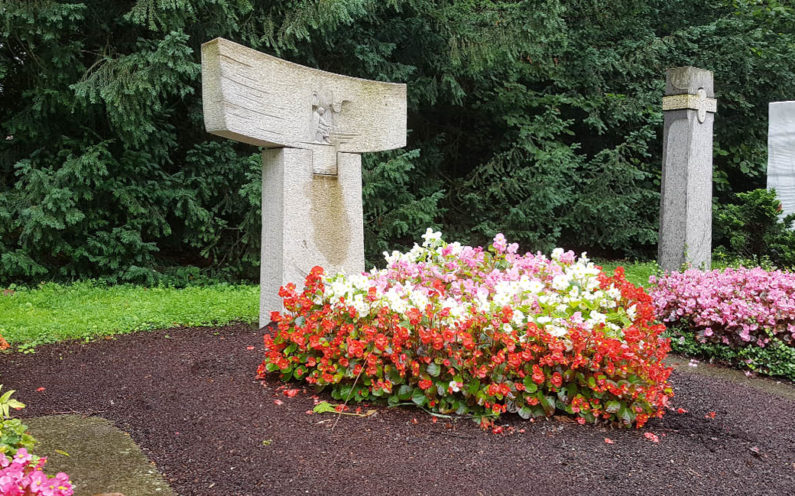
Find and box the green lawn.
[0,282,259,349]
[0,260,659,350]
[595,260,659,287]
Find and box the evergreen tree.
[1,1,793,283]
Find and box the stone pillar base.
[259,148,364,328]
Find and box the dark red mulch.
[2,323,794,496]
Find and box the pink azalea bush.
[650,267,795,348]
[0,448,73,496]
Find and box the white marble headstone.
[767,101,795,218]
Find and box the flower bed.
[0,389,73,496]
[259,231,673,428]
[0,449,73,496]
[650,267,795,379]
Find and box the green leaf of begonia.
[618,406,635,425]
[523,376,538,393]
[427,362,440,377]
[397,385,412,400]
[411,388,427,407]
[540,395,556,415]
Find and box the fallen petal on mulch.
[644,432,660,443]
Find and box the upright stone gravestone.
[767,101,795,218]
[658,66,717,272]
[201,38,407,327]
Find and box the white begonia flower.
[440,297,468,322]
[349,274,370,292]
[527,279,545,294]
[406,243,425,262]
[585,289,604,302]
[476,292,491,312]
[352,294,370,316]
[449,381,461,393]
[493,280,518,307]
[511,309,525,327]
[606,286,621,299]
[409,289,429,310]
[383,250,404,265]
[494,291,511,307]
[627,304,637,320]
[566,264,585,280]
[542,293,561,305]
[551,248,564,261]
[588,310,607,327]
[546,324,568,337]
[552,274,570,291]
[447,242,463,256]
[556,304,568,313]
[384,288,408,314]
[601,299,617,309]
[421,227,443,247]
[537,316,552,325]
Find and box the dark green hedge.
[2,1,793,284]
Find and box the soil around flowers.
[2,323,794,496]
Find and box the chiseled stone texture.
[201,37,406,154]
[767,101,795,218]
[659,66,715,272]
[201,37,406,325]
[259,148,364,327]
[665,66,714,98]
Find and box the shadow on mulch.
[1,323,794,496]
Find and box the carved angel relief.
[311,91,346,144]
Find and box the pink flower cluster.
[0,449,73,496]
[650,267,795,347]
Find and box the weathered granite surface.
[201,38,406,326]
[25,415,174,496]
[259,148,364,322]
[767,101,795,218]
[659,66,716,272]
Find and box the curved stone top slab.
[201,37,407,153]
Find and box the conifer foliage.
[1,1,793,283]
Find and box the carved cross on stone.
[201,38,407,326]
[662,88,717,124]
[658,66,717,272]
